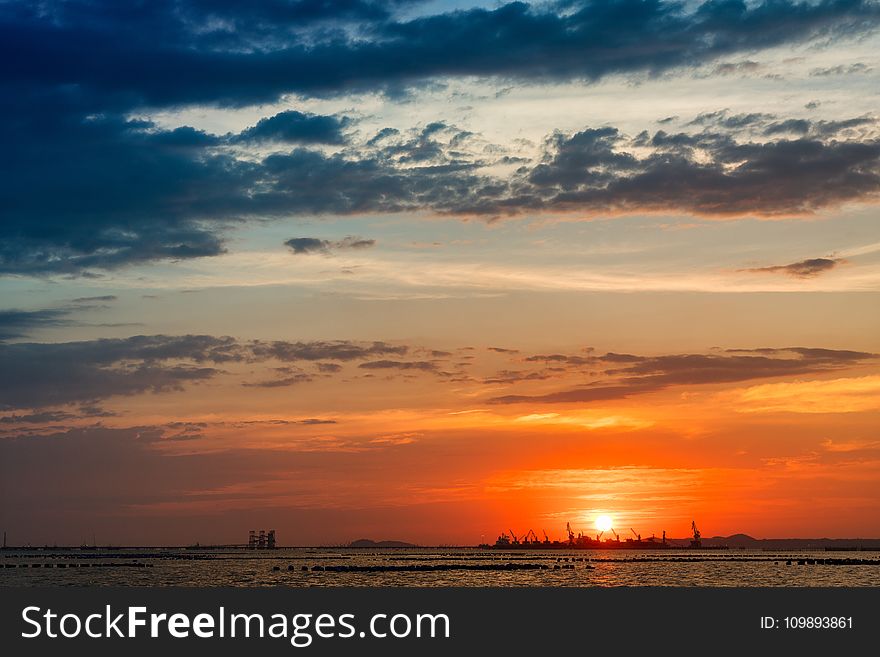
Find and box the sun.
[595,515,614,532]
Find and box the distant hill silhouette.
[670,534,880,549]
[347,538,418,548]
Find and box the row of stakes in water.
[3,562,153,568]
[270,557,880,571]
[272,562,593,573]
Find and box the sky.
[1,0,879,546]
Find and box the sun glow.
[595,515,614,532]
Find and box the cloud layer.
[489,347,877,404]
[4,0,877,105]
[0,335,421,409]
[3,1,880,276]
[2,330,874,411]
[4,107,879,275]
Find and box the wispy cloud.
[489,348,877,404]
[285,236,376,255]
[720,375,880,414]
[739,257,846,278]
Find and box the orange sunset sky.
[1,0,880,545]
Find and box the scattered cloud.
[250,340,407,361]
[711,60,763,76]
[71,295,118,303]
[0,410,76,425]
[482,370,555,385]
[0,335,416,408]
[3,106,879,275]
[243,370,314,388]
[810,62,873,76]
[0,308,74,341]
[359,360,437,372]
[489,347,876,404]
[3,0,880,276]
[285,236,376,255]
[524,353,594,366]
[0,335,241,409]
[233,111,350,145]
[740,257,846,278]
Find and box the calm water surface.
[2,548,879,587]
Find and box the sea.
[2,547,879,587]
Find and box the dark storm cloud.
[1,99,488,275]
[0,94,363,275]
[3,0,877,107]
[234,111,350,145]
[741,257,845,278]
[0,335,243,409]
[0,308,74,340]
[285,236,376,255]
[488,347,876,404]
[496,125,880,218]
[0,105,236,275]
